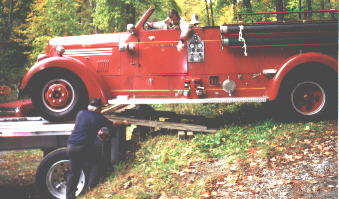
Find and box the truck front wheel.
[36,148,87,199]
[32,72,87,122]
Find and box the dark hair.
[89,98,104,107]
[168,9,179,18]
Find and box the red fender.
[267,52,338,101]
[20,56,111,103]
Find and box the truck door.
[137,29,188,74]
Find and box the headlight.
[56,45,65,56]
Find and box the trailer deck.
[0,117,72,150]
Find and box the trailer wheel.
[36,148,87,199]
[32,71,87,122]
[277,72,336,120]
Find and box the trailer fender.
[20,56,110,103]
[267,52,338,101]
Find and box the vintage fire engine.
[19,8,338,121]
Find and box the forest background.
[0,0,337,102]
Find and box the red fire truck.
[18,8,338,121]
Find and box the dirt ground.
[175,120,338,199]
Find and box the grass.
[80,103,335,199]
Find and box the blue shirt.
[68,110,113,146]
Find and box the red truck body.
[19,8,338,121]
[0,99,35,117]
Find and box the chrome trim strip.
[0,107,18,113]
[64,48,112,56]
[108,97,267,105]
[65,53,112,56]
[262,69,277,75]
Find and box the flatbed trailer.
[0,111,216,199]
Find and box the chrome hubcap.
[291,81,326,116]
[46,160,86,199]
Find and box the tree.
[25,0,94,64]
[93,0,179,33]
[0,0,33,101]
[209,0,215,25]
[306,0,312,19]
[242,0,252,13]
[204,0,211,25]
[0,1,5,40]
[275,0,284,21]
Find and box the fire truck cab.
[19,8,338,121]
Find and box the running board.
[108,97,267,105]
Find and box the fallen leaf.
[306,180,318,184]
[211,191,219,196]
[229,164,238,171]
[216,181,226,185]
[123,181,132,189]
[159,190,169,199]
[201,191,211,198]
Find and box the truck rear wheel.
[36,148,87,199]
[32,72,87,122]
[277,72,336,120]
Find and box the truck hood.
[48,33,123,49]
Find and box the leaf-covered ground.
[179,121,338,199]
[0,150,42,198]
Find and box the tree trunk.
[233,0,238,21]
[204,0,210,26]
[125,4,136,25]
[299,0,302,20]
[243,0,252,13]
[275,0,284,21]
[7,0,14,39]
[209,1,215,26]
[307,0,312,19]
[327,0,331,8]
[320,0,325,17]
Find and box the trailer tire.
[36,148,87,199]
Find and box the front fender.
[20,56,111,103]
[267,52,338,101]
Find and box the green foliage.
[193,120,277,159]
[93,0,179,33]
[45,0,82,36]
[25,0,96,65]
[152,103,263,119]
